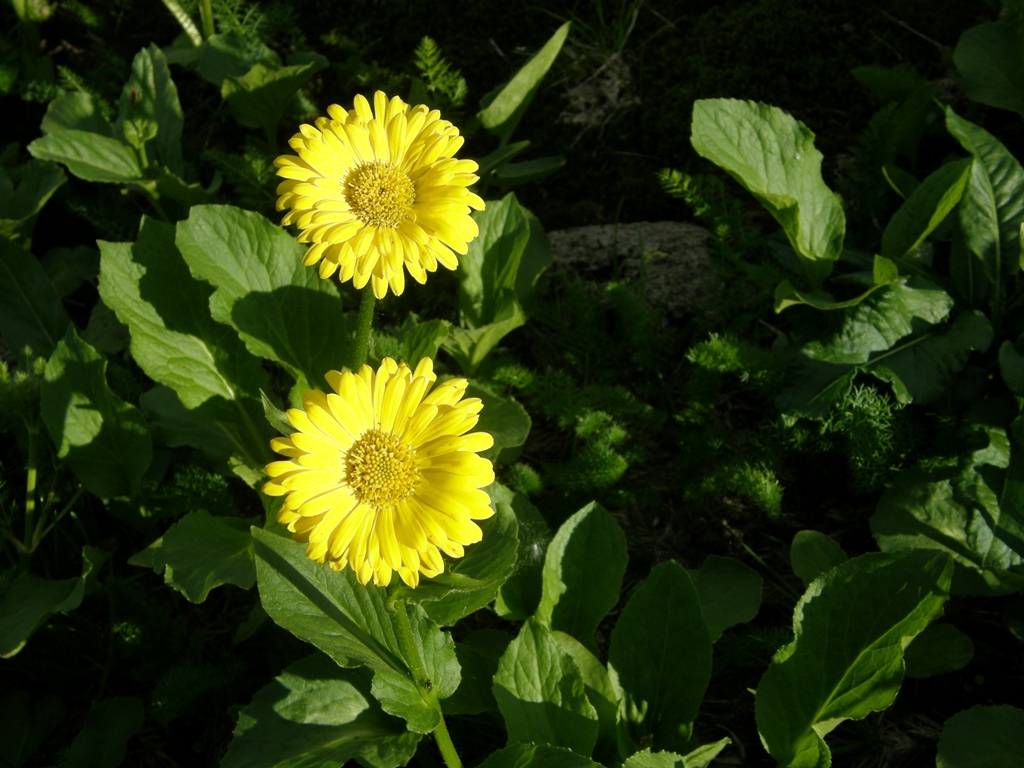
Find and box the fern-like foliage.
[413,36,467,109]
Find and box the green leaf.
[495,155,566,187]
[251,528,459,733]
[221,653,420,768]
[197,30,279,86]
[691,99,845,287]
[0,690,64,767]
[903,622,973,678]
[0,571,84,658]
[390,490,518,626]
[946,106,1024,285]
[937,705,1024,768]
[775,358,856,419]
[999,340,1024,395]
[468,382,531,464]
[535,501,628,654]
[444,297,526,374]
[622,740,732,768]
[550,630,620,766]
[61,697,144,768]
[0,234,69,360]
[494,488,552,621]
[881,159,971,260]
[609,562,712,754]
[478,22,570,145]
[868,310,993,404]
[175,205,349,388]
[493,618,599,755]
[755,550,953,768]
[98,216,271,468]
[689,554,762,640]
[476,140,531,179]
[774,255,898,312]
[372,316,450,367]
[41,246,98,299]
[154,511,257,603]
[790,530,848,586]
[116,45,184,175]
[871,464,1024,595]
[476,742,605,768]
[802,280,954,365]
[0,158,66,247]
[40,91,112,136]
[222,56,328,144]
[955,22,1024,117]
[40,327,152,499]
[445,629,513,716]
[28,130,142,183]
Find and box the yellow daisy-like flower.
[262,358,495,588]
[274,91,486,299]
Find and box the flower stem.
[392,600,463,768]
[350,288,376,371]
[198,0,215,39]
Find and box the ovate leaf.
[954,23,1024,117]
[476,742,604,768]
[535,501,628,654]
[608,562,712,754]
[790,530,848,587]
[881,159,971,260]
[691,99,845,286]
[0,234,69,360]
[40,327,151,499]
[493,619,599,755]
[936,705,1024,768]
[28,131,142,183]
[903,622,973,679]
[689,554,762,640]
[221,653,420,768]
[0,572,84,658]
[755,550,953,768]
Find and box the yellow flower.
[275,91,485,299]
[263,358,495,588]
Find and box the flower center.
[345,429,420,507]
[343,161,416,229]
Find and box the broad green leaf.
[39,91,112,136]
[390,491,518,626]
[954,23,1024,117]
[871,464,1024,595]
[0,690,64,767]
[175,205,349,388]
[251,528,458,732]
[755,550,953,768]
[493,618,599,755]
[221,654,420,768]
[494,488,552,621]
[40,328,151,499]
[946,107,1024,286]
[0,234,69,360]
[61,697,144,768]
[197,30,279,86]
[689,554,762,640]
[550,630,620,766]
[222,55,328,144]
[622,740,732,768]
[802,280,954,365]
[0,158,65,247]
[881,159,971,260]
[691,99,845,287]
[476,742,605,768]
[494,155,566,187]
[98,217,271,468]
[775,357,856,419]
[535,501,628,654]
[372,316,450,367]
[609,562,712,755]
[444,296,526,374]
[0,571,84,657]
[468,382,531,464]
[28,131,142,183]
[445,629,513,716]
[999,339,1024,395]
[790,530,848,586]
[903,622,973,678]
[148,511,257,603]
[774,254,898,312]
[478,22,570,145]
[937,705,1024,768]
[868,310,992,404]
[116,45,184,175]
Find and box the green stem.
[350,288,376,371]
[392,600,463,768]
[22,425,37,562]
[198,0,215,39]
